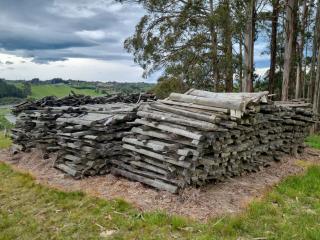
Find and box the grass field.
[0,108,13,131]
[0,133,11,149]
[0,109,13,148]
[0,136,320,239]
[30,84,102,99]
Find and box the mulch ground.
[1,148,319,221]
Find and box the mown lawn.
[30,84,103,99]
[0,136,320,239]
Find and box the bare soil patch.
[1,148,319,221]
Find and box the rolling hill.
[30,84,102,99]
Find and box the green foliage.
[0,97,24,105]
[0,79,27,99]
[106,82,154,94]
[152,77,188,99]
[22,82,32,97]
[121,0,238,90]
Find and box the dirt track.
[1,148,319,221]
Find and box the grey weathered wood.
[112,168,178,193]
[169,93,246,111]
[123,143,192,168]
[137,110,219,131]
[123,137,177,152]
[134,118,204,140]
[116,92,315,193]
[159,99,230,113]
[150,102,220,123]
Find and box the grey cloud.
[0,0,144,63]
[5,61,14,65]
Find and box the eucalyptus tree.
[118,0,236,91]
[282,0,299,100]
[268,0,281,94]
[312,0,320,113]
[242,0,256,92]
[309,0,320,101]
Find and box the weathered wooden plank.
[169,93,246,111]
[134,118,204,140]
[112,168,178,193]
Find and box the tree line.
[0,79,30,99]
[118,0,320,113]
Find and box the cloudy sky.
[0,0,269,82]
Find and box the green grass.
[1,162,320,239]
[0,108,13,131]
[0,133,11,149]
[30,84,102,99]
[1,136,320,239]
[306,134,320,149]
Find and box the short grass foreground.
[0,133,11,149]
[0,162,319,239]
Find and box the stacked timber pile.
[112,89,316,193]
[54,103,138,178]
[11,92,155,151]
[11,106,83,152]
[13,92,155,114]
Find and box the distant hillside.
[0,79,155,103]
[30,84,102,99]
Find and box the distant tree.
[0,79,26,98]
[22,82,32,97]
[30,78,40,84]
[152,77,188,99]
[50,78,67,84]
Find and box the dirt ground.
[1,148,320,221]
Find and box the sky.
[0,0,269,83]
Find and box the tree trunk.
[282,0,298,101]
[309,0,320,101]
[239,32,243,91]
[243,0,256,92]
[289,1,299,99]
[223,0,233,92]
[212,28,219,92]
[295,0,309,99]
[268,0,280,94]
[209,0,219,92]
[312,0,320,114]
[313,45,320,114]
